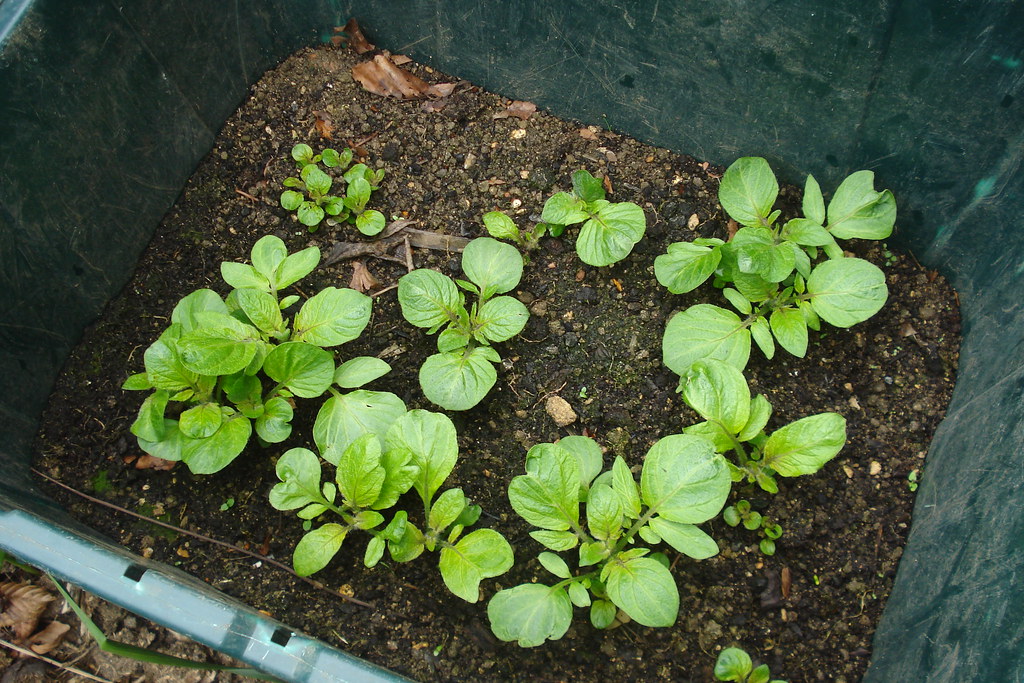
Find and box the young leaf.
[802,174,826,226]
[385,409,459,505]
[647,517,719,559]
[131,391,170,443]
[738,394,773,442]
[750,316,775,359]
[554,435,604,492]
[662,304,751,375]
[611,456,642,519]
[769,307,809,357]
[572,169,606,202]
[179,412,252,474]
[293,287,372,346]
[297,202,325,227]
[576,202,646,267]
[313,390,407,464]
[568,582,591,608]
[488,583,573,647]
[263,342,335,398]
[781,217,831,246]
[508,443,581,531]
[590,599,618,629]
[826,170,896,240]
[141,332,198,391]
[682,359,751,434]
[419,346,499,411]
[398,269,462,328]
[483,211,520,240]
[462,237,524,295]
[722,287,752,315]
[474,296,529,343]
[293,524,347,576]
[715,647,754,681]
[541,192,589,225]
[179,403,222,439]
[537,552,572,579]
[639,434,731,524]
[439,529,514,602]
[280,190,304,212]
[429,488,468,531]
[586,484,624,541]
[806,258,887,327]
[356,210,386,236]
[301,164,332,195]
[719,157,779,228]
[654,241,722,294]
[274,246,321,290]
[269,447,325,510]
[348,176,371,208]
[171,289,230,332]
[602,553,679,627]
[333,356,391,389]
[336,434,386,508]
[255,396,293,443]
[437,327,471,352]
[135,418,184,462]
[233,289,284,335]
[762,413,847,477]
[177,313,260,376]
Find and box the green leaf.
[803,174,826,226]
[429,488,468,531]
[249,235,287,281]
[419,347,499,411]
[131,391,170,442]
[263,342,334,398]
[439,529,514,602]
[579,541,607,567]
[301,164,332,195]
[171,289,229,332]
[385,409,458,504]
[293,287,372,346]
[719,157,779,228]
[715,647,754,681]
[274,246,320,290]
[122,372,152,391]
[590,599,618,629]
[437,327,470,352]
[587,484,624,541]
[314,390,407,464]
[682,420,734,453]
[347,176,371,208]
[576,201,646,267]
[509,443,581,531]
[356,210,386,236]
[807,258,888,327]
[372,446,418,511]
[572,169,606,202]
[762,413,847,477]
[297,202,324,227]
[334,356,391,389]
[732,227,794,282]
[750,316,775,359]
[388,521,425,563]
[462,237,524,295]
[280,190,303,211]
[255,396,293,443]
[541,192,589,225]
[269,448,324,510]
[640,434,731,524]
[336,433,386,508]
[603,554,678,627]
[179,403,222,439]
[682,359,751,434]
[135,419,184,462]
[177,313,260,376]
[529,530,579,551]
[647,517,719,559]
[826,170,896,240]
[483,211,520,240]
[291,143,314,164]
[179,412,252,474]
[738,394,773,442]
[488,584,573,647]
[770,307,809,357]
[663,304,751,375]
[142,331,198,392]
[398,269,462,328]
[233,289,283,334]
[293,524,347,576]
[555,435,604,491]
[537,551,571,579]
[722,287,752,315]
[610,456,641,519]
[474,296,529,343]
[654,241,722,294]
[782,217,831,246]
[567,582,591,608]
[364,536,386,568]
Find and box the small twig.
[31,469,374,609]
[370,284,398,298]
[234,189,259,202]
[403,236,414,272]
[0,637,113,683]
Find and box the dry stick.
[0,637,113,683]
[31,469,374,609]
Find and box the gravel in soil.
[33,44,961,682]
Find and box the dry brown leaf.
[390,54,413,66]
[28,620,70,654]
[0,582,54,641]
[603,175,613,195]
[727,218,740,240]
[135,454,177,471]
[579,127,600,141]
[352,54,456,100]
[349,261,380,293]
[340,18,376,54]
[313,110,334,140]
[494,100,537,121]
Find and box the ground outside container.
[1,1,1021,681]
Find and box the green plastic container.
[1,1,1020,680]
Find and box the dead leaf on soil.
[727,218,739,240]
[28,620,70,655]
[338,18,376,54]
[603,175,613,195]
[349,261,380,293]
[390,54,413,66]
[0,582,54,641]
[352,54,457,100]
[579,127,600,141]
[134,454,176,471]
[493,100,537,121]
[313,110,334,140]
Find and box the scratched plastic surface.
[0,1,1021,680]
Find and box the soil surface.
[33,43,961,682]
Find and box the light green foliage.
[723,500,784,556]
[488,434,730,646]
[124,235,385,474]
[398,237,529,410]
[540,169,646,267]
[483,210,548,257]
[270,409,513,602]
[280,143,385,234]
[714,646,788,683]
[659,157,894,372]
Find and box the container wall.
[1,0,1021,680]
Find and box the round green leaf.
[177,313,260,376]
[419,347,499,411]
[179,403,223,439]
[250,235,287,279]
[293,287,372,346]
[297,202,324,227]
[541,192,589,225]
[655,241,722,294]
[719,157,779,228]
[462,237,524,295]
[439,529,514,602]
[385,409,458,503]
[398,269,461,329]
[640,434,731,524]
[313,390,407,465]
[663,304,751,375]
[576,202,646,267]
[180,412,252,474]
[255,396,293,443]
[280,190,303,211]
[356,209,386,236]
[475,296,529,343]
[826,170,896,240]
[171,289,229,332]
[301,164,332,195]
[807,258,888,328]
[715,647,754,681]
[762,412,847,477]
[263,342,335,398]
[488,583,573,647]
[269,447,324,510]
[603,554,679,627]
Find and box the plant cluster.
[270,409,513,602]
[123,235,385,474]
[280,143,386,234]
[487,434,731,646]
[397,237,529,410]
[723,500,783,556]
[482,210,548,255]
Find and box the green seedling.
[280,143,386,234]
[908,469,920,492]
[483,210,549,257]
[714,646,787,683]
[540,169,646,267]
[219,497,235,511]
[680,358,846,495]
[123,235,388,474]
[398,237,529,410]
[658,157,895,373]
[270,409,513,603]
[487,434,731,647]
[723,500,784,556]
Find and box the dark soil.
[33,44,960,682]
